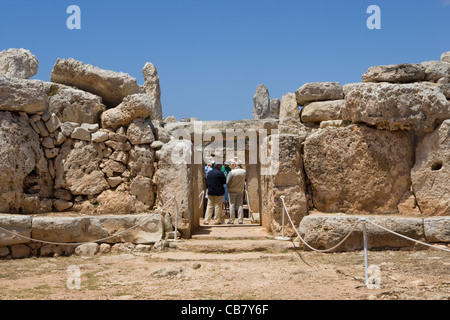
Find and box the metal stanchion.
[276,196,291,241]
[168,196,183,242]
[361,218,369,287]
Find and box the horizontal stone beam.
[0,214,163,246]
[164,119,279,142]
[0,215,32,245]
[299,214,450,252]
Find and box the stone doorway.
[191,155,263,238]
[154,119,279,239]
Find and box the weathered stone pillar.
[143,62,163,120]
[153,140,194,238]
[303,124,414,214]
[261,134,308,237]
[253,84,270,120]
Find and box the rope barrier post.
[361,218,369,287]
[168,196,182,242]
[275,196,291,241]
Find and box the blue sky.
[1,0,449,121]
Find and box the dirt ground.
[0,243,449,301]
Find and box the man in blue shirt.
[204,163,226,225]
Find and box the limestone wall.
[261,51,450,236]
[0,49,165,217]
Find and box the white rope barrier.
[280,196,360,253]
[279,196,450,253]
[278,196,450,288]
[244,182,252,214]
[0,196,177,247]
[366,220,450,253]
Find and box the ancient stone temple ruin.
[0,48,449,258]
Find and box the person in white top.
[226,161,247,224]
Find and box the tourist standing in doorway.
[203,160,215,218]
[226,161,247,224]
[222,161,232,216]
[204,163,226,225]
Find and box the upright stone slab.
[154,140,193,238]
[303,124,414,214]
[261,134,308,237]
[269,98,280,119]
[0,112,47,213]
[412,120,450,215]
[253,85,270,120]
[279,92,306,136]
[143,62,163,120]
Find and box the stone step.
[193,219,270,240]
[167,239,295,254]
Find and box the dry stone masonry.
[1,48,450,258]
